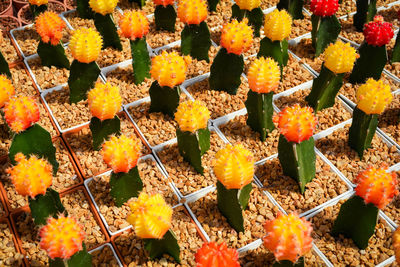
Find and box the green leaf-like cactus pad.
[311,15,341,57]
[231,4,264,37]
[94,13,123,50]
[68,60,101,104]
[258,37,289,73]
[130,38,151,84]
[37,41,70,69]
[144,229,181,263]
[0,51,11,79]
[90,116,121,151]
[76,0,94,19]
[110,166,143,207]
[181,22,211,62]
[29,188,66,226]
[149,81,181,117]
[154,4,176,32]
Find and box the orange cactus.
[29,0,48,6]
[101,134,142,173]
[393,227,400,264]
[177,0,208,25]
[119,10,149,40]
[127,192,173,239]
[7,153,53,198]
[4,96,40,133]
[235,0,261,11]
[88,82,122,121]
[174,100,210,132]
[247,57,280,93]
[195,242,240,267]
[220,18,253,55]
[35,11,66,45]
[273,104,318,143]
[263,212,313,263]
[354,165,398,209]
[40,216,85,259]
[69,28,103,63]
[0,75,15,108]
[150,51,190,87]
[154,0,175,6]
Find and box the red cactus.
[363,16,394,47]
[310,0,339,17]
[195,242,240,267]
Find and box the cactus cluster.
[310,0,339,17]
[356,78,392,115]
[119,10,149,40]
[220,19,253,55]
[235,0,261,11]
[4,96,40,133]
[88,82,122,121]
[177,0,208,25]
[363,15,394,47]
[88,0,118,15]
[247,57,280,93]
[69,28,103,63]
[264,9,292,42]
[323,41,358,74]
[0,75,15,108]
[195,242,240,267]
[35,11,65,45]
[175,100,210,132]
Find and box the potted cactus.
[354,0,377,32]
[195,242,240,266]
[277,0,304,19]
[209,19,253,95]
[214,144,255,232]
[0,32,11,78]
[332,165,398,249]
[231,0,263,37]
[348,78,392,158]
[153,0,176,32]
[29,0,48,18]
[274,104,318,193]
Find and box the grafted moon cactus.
[195,242,240,267]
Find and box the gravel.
[90,244,119,267]
[0,33,19,63]
[378,5,400,28]
[379,94,400,146]
[10,64,38,96]
[0,221,24,266]
[339,16,364,44]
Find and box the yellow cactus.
[119,10,149,40]
[29,0,48,6]
[88,82,122,121]
[150,51,190,87]
[213,144,255,189]
[89,0,118,15]
[323,41,358,74]
[356,78,392,115]
[393,227,400,264]
[127,192,173,239]
[247,57,280,93]
[69,28,103,63]
[35,11,66,45]
[174,100,210,132]
[177,0,208,25]
[220,19,253,55]
[264,9,292,42]
[7,153,53,198]
[0,75,15,108]
[235,0,261,11]
[40,216,85,259]
[4,96,40,133]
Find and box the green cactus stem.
[176,128,210,174]
[37,41,70,69]
[130,37,151,84]
[311,15,341,57]
[29,4,47,18]
[209,48,244,95]
[208,0,219,12]
[50,243,92,267]
[29,188,66,226]
[76,0,94,19]
[110,166,143,207]
[245,91,275,141]
[332,195,379,249]
[9,124,59,175]
[348,106,378,159]
[0,51,11,79]
[89,115,121,151]
[231,4,264,37]
[217,181,252,233]
[305,65,344,111]
[181,22,211,62]
[258,37,289,74]
[354,0,377,32]
[391,33,400,63]
[277,134,316,194]
[144,229,181,263]
[349,42,387,84]
[149,81,181,117]
[130,0,146,8]
[155,4,176,32]
[93,13,123,50]
[273,257,305,267]
[277,0,304,20]
[68,60,101,104]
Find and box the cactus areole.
[232,0,264,37]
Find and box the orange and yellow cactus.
[263,213,313,263]
[177,0,208,25]
[213,144,255,189]
[393,227,400,264]
[4,96,40,133]
[101,134,141,173]
[323,41,358,74]
[264,9,292,42]
[118,10,149,41]
[29,0,48,6]
[127,192,173,239]
[7,153,53,198]
[354,165,398,209]
[35,11,66,46]
[88,82,122,121]
[154,0,175,6]
[174,100,210,132]
[69,28,103,63]
[356,78,392,115]
[220,19,253,55]
[247,57,280,94]
[235,0,261,11]
[40,215,85,259]
[195,242,240,267]
[273,104,318,143]
[0,75,15,108]
[150,51,190,88]
[89,0,118,15]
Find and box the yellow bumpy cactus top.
[150,51,190,87]
[0,75,15,108]
[88,82,122,121]
[35,11,66,45]
[4,96,40,133]
[263,213,313,263]
[220,19,253,55]
[213,144,255,189]
[264,9,292,42]
[29,0,48,6]
[356,78,392,115]
[235,0,261,11]
[101,134,142,173]
[89,0,118,15]
[177,0,208,25]
[69,28,103,63]
[175,100,210,132]
[247,57,280,93]
[323,41,358,74]
[393,227,400,264]
[7,153,53,198]
[119,10,149,40]
[127,192,173,239]
[40,216,85,259]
